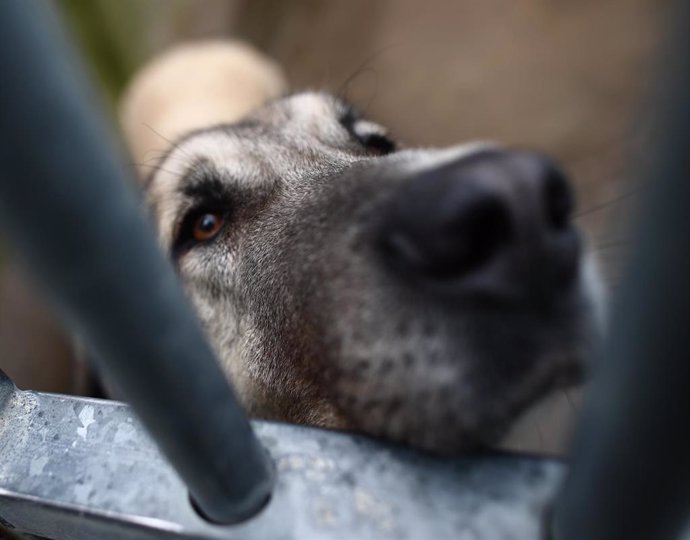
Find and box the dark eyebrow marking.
[170,159,237,260]
[179,159,235,205]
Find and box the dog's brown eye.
[357,131,395,155]
[192,212,224,242]
[172,208,228,257]
[340,107,396,156]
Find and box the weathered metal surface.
[0,371,563,539]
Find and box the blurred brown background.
[0,0,670,393]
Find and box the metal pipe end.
[0,369,16,410]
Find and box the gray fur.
[146,92,602,453]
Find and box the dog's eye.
[353,124,396,156]
[192,212,224,242]
[173,208,227,256]
[340,108,396,155]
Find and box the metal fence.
[0,0,688,538]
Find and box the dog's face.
[146,92,603,453]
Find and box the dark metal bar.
[0,0,272,524]
[552,2,690,539]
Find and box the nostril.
[449,193,512,274]
[379,183,513,281]
[543,164,574,230]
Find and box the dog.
[121,42,605,454]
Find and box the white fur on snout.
[392,141,499,174]
[582,251,608,335]
[498,386,584,454]
[288,93,350,143]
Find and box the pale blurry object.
[120,40,287,174]
[500,389,585,455]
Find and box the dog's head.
[145,90,604,453]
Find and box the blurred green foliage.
[0,1,150,264]
[56,0,148,108]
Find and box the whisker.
[142,122,177,147]
[133,162,180,177]
[594,240,630,250]
[574,189,639,219]
[141,123,194,160]
[564,389,579,414]
[138,151,169,165]
[336,43,400,103]
[339,67,379,111]
[354,68,381,116]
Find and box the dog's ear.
[120,41,287,179]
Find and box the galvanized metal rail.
[0,369,563,539]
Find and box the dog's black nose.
[377,149,579,299]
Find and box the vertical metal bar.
[0,0,272,524]
[552,2,690,539]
